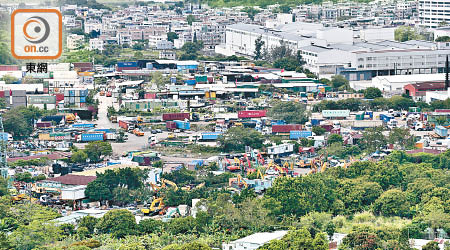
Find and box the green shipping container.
[28,95,56,104]
[195,75,207,83]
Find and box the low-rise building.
[222,231,288,250]
[66,34,84,50]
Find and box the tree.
[1,75,18,84]
[363,87,382,99]
[436,36,450,42]
[373,189,410,217]
[84,141,112,163]
[268,101,309,124]
[312,126,326,136]
[330,75,349,89]
[85,181,112,202]
[167,32,179,42]
[243,7,260,21]
[186,15,196,25]
[96,209,138,238]
[218,127,264,152]
[342,231,380,250]
[138,218,164,234]
[327,134,343,145]
[388,128,415,150]
[180,41,203,60]
[71,150,88,163]
[395,26,425,42]
[358,127,386,153]
[254,36,265,60]
[422,241,440,250]
[3,109,32,139]
[77,216,97,234]
[10,221,62,250]
[0,177,7,196]
[273,57,300,71]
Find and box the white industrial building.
[216,22,353,57]
[89,38,104,51]
[222,231,288,250]
[419,0,450,28]
[372,73,446,93]
[299,40,450,79]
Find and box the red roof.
[8,152,72,163]
[46,174,96,185]
[406,148,445,155]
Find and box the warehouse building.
[299,40,450,80]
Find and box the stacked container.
[64,88,89,107]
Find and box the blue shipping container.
[311,119,323,126]
[185,80,196,85]
[0,132,9,141]
[80,89,89,96]
[72,123,95,128]
[201,132,222,140]
[80,96,86,103]
[69,90,75,96]
[81,133,104,142]
[290,131,312,139]
[117,62,137,67]
[174,120,190,130]
[271,120,286,125]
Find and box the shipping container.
[322,110,350,118]
[320,124,334,132]
[28,95,56,104]
[195,75,207,83]
[311,119,323,126]
[119,120,129,130]
[80,96,86,103]
[272,124,303,133]
[185,79,196,85]
[117,62,138,68]
[0,91,4,98]
[0,132,9,141]
[201,132,222,140]
[267,143,294,155]
[68,90,75,97]
[174,120,190,130]
[290,131,312,139]
[39,133,51,141]
[379,114,394,123]
[238,110,267,119]
[166,121,177,130]
[36,122,52,128]
[435,126,448,137]
[80,133,105,142]
[42,115,65,124]
[271,120,286,126]
[71,123,95,128]
[0,65,20,71]
[162,112,190,121]
[55,93,64,102]
[69,97,75,104]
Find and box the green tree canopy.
[268,101,309,124]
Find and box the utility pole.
[0,115,8,178]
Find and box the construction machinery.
[161,179,178,191]
[133,129,144,136]
[65,113,76,124]
[141,197,164,216]
[11,194,38,203]
[229,174,248,189]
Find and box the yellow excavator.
[161,179,178,191]
[141,197,165,216]
[65,113,76,124]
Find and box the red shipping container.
[320,124,333,132]
[162,113,190,121]
[434,109,450,113]
[166,121,177,129]
[55,93,64,102]
[36,122,52,128]
[272,124,303,133]
[0,65,20,71]
[119,120,129,130]
[43,88,48,93]
[0,91,4,98]
[238,110,267,119]
[144,93,157,99]
[207,77,214,83]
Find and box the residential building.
[89,38,104,51]
[66,34,84,50]
[419,0,450,28]
[159,50,176,60]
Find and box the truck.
[76,133,105,142]
[238,110,267,119]
[166,121,177,130]
[162,113,190,121]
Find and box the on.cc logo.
[11,9,62,60]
